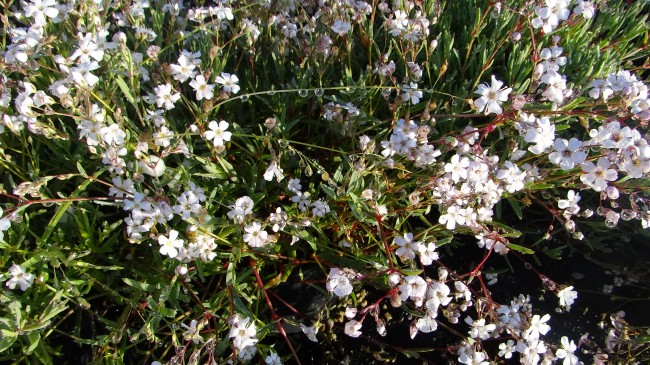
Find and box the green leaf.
[26,331,40,354]
[73,261,124,270]
[401,269,423,276]
[509,243,535,254]
[490,221,522,238]
[320,184,337,200]
[543,246,565,260]
[195,156,228,180]
[226,258,236,286]
[0,322,17,353]
[115,76,136,107]
[122,278,157,292]
[400,349,421,359]
[76,161,87,177]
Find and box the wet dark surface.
[268,226,650,365]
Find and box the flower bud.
[388,272,401,287]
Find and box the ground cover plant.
[1,0,650,363]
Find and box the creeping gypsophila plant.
[0,0,649,364]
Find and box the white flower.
[326,268,354,297]
[265,352,282,365]
[23,0,59,26]
[287,178,302,193]
[345,306,358,319]
[227,196,254,223]
[539,46,567,73]
[394,232,419,262]
[237,345,257,361]
[587,79,613,100]
[216,73,240,94]
[401,82,423,104]
[264,160,285,182]
[5,263,34,291]
[291,192,311,213]
[243,222,269,248]
[524,314,551,341]
[465,317,497,340]
[152,126,173,148]
[137,155,166,177]
[153,83,181,110]
[158,230,184,258]
[573,1,595,19]
[69,33,104,63]
[519,115,555,154]
[498,339,516,359]
[181,319,203,344]
[444,154,470,183]
[344,320,362,337]
[541,70,569,103]
[458,350,489,365]
[557,286,578,311]
[556,336,581,365]
[418,242,439,266]
[415,316,438,334]
[100,124,127,146]
[558,190,581,215]
[214,5,234,20]
[474,75,512,114]
[580,157,617,192]
[170,55,197,82]
[268,207,287,232]
[300,323,318,342]
[439,205,466,230]
[310,199,330,217]
[517,338,548,365]
[70,62,101,88]
[548,138,586,170]
[189,75,215,101]
[496,160,526,193]
[229,315,258,351]
[204,120,232,147]
[399,275,427,307]
[0,208,11,241]
[425,281,452,314]
[331,20,351,36]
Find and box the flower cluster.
[229,315,259,361]
[1,0,648,363]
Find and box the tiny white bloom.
[159,230,184,258]
[331,20,351,36]
[558,286,578,311]
[216,73,240,94]
[474,75,512,114]
[265,352,282,365]
[5,263,35,291]
[300,323,319,342]
[264,160,285,182]
[326,268,353,297]
[0,208,11,241]
[243,222,269,248]
[189,75,215,101]
[204,120,232,147]
[556,336,581,365]
[344,320,362,337]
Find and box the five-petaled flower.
[474,75,512,114]
[204,120,232,147]
[158,230,184,258]
[5,263,35,291]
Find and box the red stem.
[250,258,302,365]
